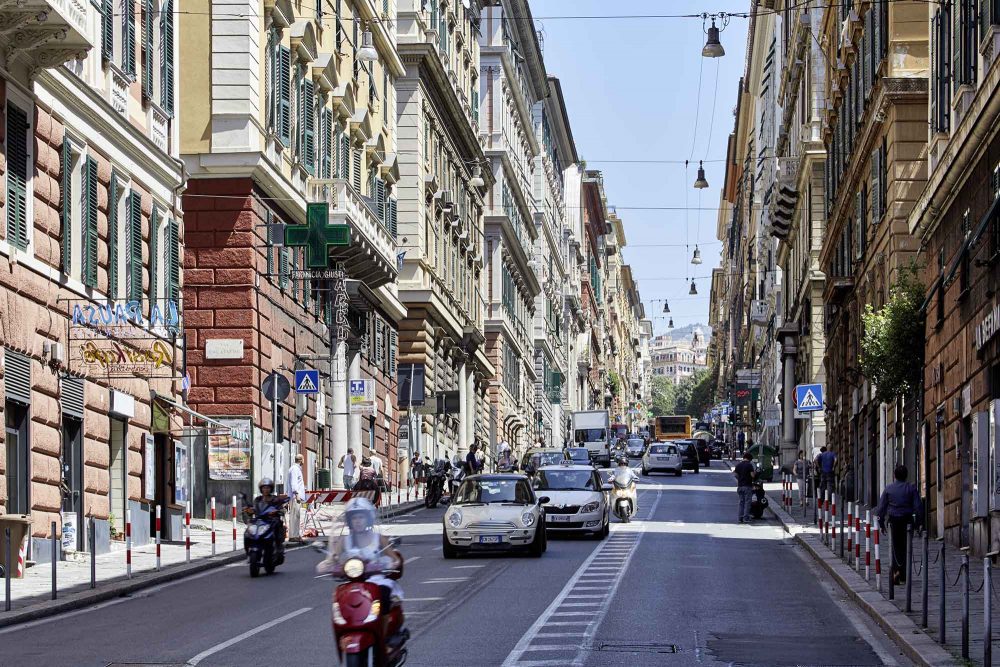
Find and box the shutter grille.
[128,192,142,303]
[5,104,29,250]
[102,0,114,62]
[168,218,179,304]
[303,78,316,173]
[61,374,85,420]
[123,0,136,75]
[389,330,397,379]
[83,157,99,287]
[161,0,174,115]
[108,173,119,299]
[149,206,159,312]
[278,45,292,146]
[4,350,31,404]
[61,138,73,274]
[388,197,398,238]
[352,147,362,191]
[142,0,153,100]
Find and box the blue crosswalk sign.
[795,384,824,412]
[294,369,319,394]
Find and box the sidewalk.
[762,477,995,666]
[0,492,424,628]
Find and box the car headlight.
[581,501,601,513]
[521,511,536,528]
[343,558,365,579]
[447,510,463,528]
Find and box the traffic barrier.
[185,502,191,564]
[155,505,162,571]
[818,489,825,537]
[304,489,379,505]
[865,511,871,580]
[16,533,26,578]
[905,523,913,612]
[231,495,238,552]
[210,497,217,557]
[831,492,837,549]
[962,551,970,659]
[873,516,881,590]
[847,502,854,565]
[855,513,862,573]
[781,475,787,509]
[4,526,10,611]
[125,509,132,580]
[50,521,57,600]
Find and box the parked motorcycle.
[424,459,449,509]
[241,492,289,577]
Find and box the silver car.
[534,462,611,539]
[642,442,683,476]
[625,437,646,458]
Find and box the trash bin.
[0,514,32,578]
[316,468,331,489]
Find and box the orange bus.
[652,415,692,442]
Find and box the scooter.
[242,494,289,577]
[424,460,449,509]
[316,541,409,667]
[609,467,637,523]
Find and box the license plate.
[548,515,571,523]
[478,535,502,544]
[657,457,671,462]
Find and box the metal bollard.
[939,540,947,643]
[985,555,994,667]
[232,495,238,552]
[847,502,854,565]
[4,526,11,611]
[838,495,844,558]
[922,529,929,628]
[873,517,881,593]
[211,497,217,557]
[856,512,862,573]
[905,523,913,612]
[961,550,970,660]
[865,511,871,581]
[50,520,57,600]
[89,516,96,590]
[185,501,191,564]
[155,505,162,571]
[126,508,132,580]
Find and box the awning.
[151,392,234,435]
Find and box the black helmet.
[258,477,274,492]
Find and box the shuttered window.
[167,218,179,304]
[389,330,397,379]
[300,77,316,173]
[102,0,114,62]
[291,249,299,301]
[61,138,73,275]
[265,207,275,278]
[108,174,119,299]
[122,0,136,75]
[352,146,362,192]
[375,177,386,224]
[862,10,872,102]
[872,0,883,78]
[932,5,952,133]
[954,0,977,89]
[4,349,31,405]
[83,157,99,288]
[160,0,174,115]
[142,0,153,100]
[321,108,333,178]
[149,206,159,308]
[279,247,289,290]
[127,192,142,303]
[5,104,29,251]
[388,197,398,238]
[278,45,291,146]
[340,134,350,181]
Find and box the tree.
[859,266,925,404]
[675,368,711,417]
[650,376,677,415]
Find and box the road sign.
[262,372,290,401]
[349,379,375,415]
[795,383,824,412]
[284,202,350,268]
[294,369,320,394]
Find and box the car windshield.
[627,439,644,447]
[575,428,606,442]
[567,449,589,460]
[535,470,598,491]
[650,445,676,454]
[453,478,533,505]
[525,451,564,467]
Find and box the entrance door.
[61,417,84,551]
[108,419,127,538]
[961,417,973,547]
[5,402,29,514]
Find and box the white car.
[533,463,611,539]
[442,474,548,558]
[642,442,683,476]
[625,437,646,458]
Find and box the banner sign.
[69,299,179,378]
[350,379,376,415]
[208,418,252,481]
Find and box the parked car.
[709,440,724,459]
[693,440,711,467]
[677,440,701,473]
[533,462,610,538]
[442,474,548,558]
[641,442,683,476]
[625,438,646,458]
[521,448,568,474]
[564,446,593,465]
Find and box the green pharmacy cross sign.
[284,203,350,268]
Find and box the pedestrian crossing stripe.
[296,373,317,392]
[799,389,821,409]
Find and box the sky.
[531,0,750,337]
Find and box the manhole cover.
[595,641,678,654]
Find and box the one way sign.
[294,369,319,394]
[795,384,824,412]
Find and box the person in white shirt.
[371,452,384,484]
[339,448,357,489]
[285,453,306,541]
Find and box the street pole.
[272,389,279,485]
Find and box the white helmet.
[344,497,376,534]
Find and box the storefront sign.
[143,434,156,500]
[205,338,244,360]
[974,302,1000,351]
[79,339,174,375]
[208,418,252,481]
[174,441,189,504]
[70,300,179,339]
[69,299,179,378]
[750,300,769,324]
[349,379,376,415]
[333,268,349,342]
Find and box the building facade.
[649,331,709,386]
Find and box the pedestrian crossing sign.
[294,369,319,394]
[795,383,823,412]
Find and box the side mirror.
[537,496,550,505]
[602,483,613,492]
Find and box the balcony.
[0,0,93,70]
[309,179,397,289]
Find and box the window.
[108,173,121,298]
[122,0,136,76]
[297,67,315,173]
[932,4,952,133]
[126,191,143,303]
[954,0,977,89]
[5,103,30,251]
[149,205,160,308]
[267,35,291,146]
[82,157,99,288]
[60,139,84,280]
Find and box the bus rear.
[654,416,692,441]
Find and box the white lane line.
[421,577,469,584]
[451,564,485,568]
[187,606,312,665]
[522,645,581,652]
[549,612,599,617]
[404,555,422,564]
[405,597,445,602]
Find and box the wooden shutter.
[102,0,114,62]
[870,147,881,225]
[303,78,315,173]
[161,0,174,115]
[108,173,119,299]
[872,0,882,78]
[149,206,159,308]
[388,197,398,238]
[280,247,289,290]
[862,10,872,100]
[83,157,99,287]
[291,249,299,301]
[128,192,142,303]
[352,147,362,191]
[953,0,963,91]
[340,134,350,180]
[61,138,72,274]
[278,45,291,146]
[142,0,153,99]
[123,0,136,75]
[5,105,29,251]
[168,218,179,304]
[265,207,274,277]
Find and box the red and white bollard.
[873,516,881,589]
[231,495,238,552]
[210,497,217,557]
[185,501,191,564]
[847,502,854,564]
[855,513,862,573]
[155,505,162,571]
[865,510,872,580]
[125,508,133,579]
[818,489,825,535]
[831,492,837,548]
[781,475,787,509]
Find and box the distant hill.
[652,323,712,345]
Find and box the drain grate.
[595,641,679,654]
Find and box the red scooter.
[320,543,409,667]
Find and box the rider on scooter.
[244,477,287,559]
[611,457,639,513]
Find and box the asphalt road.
[0,460,913,667]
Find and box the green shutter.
[108,173,119,299]
[389,330,397,379]
[352,147,362,191]
[375,178,385,224]
[123,0,136,75]
[61,138,72,275]
[291,249,299,300]
[149,206,159,311]
[388,197,397,238]
[160,0,174,115]
[280,247,289,290]
[265,208,274,278]
[102,0,114,62]
[340,134,350,180]
[303,78,315,173]
[83,157,99,287]
[142,0,153,99]
[278,45,291,146]
[168,218,179,304]
[5,105,29,251]
[128,192,142,303]
[322,108,333,178]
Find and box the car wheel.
[442,533,459,559]
[641,465,648,475]
[601,515,610,539]
[530,525,545,557]
[675,469,682,477]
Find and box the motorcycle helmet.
[344,497,377,535]
[258,477,274,493]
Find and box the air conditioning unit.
[43,341,65,365]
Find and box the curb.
[0,501,425,629]
[767,502,959,666]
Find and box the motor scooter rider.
[243,477,287,557]
[611,456,639,512]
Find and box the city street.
[0,464,911,667]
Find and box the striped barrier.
[855,513,862,573]
[232,495,238,552]
[210,497,217,557]
[873,516,881,589]
[125,509,132,580]
[304,489,380,506]
[831,492,837,548]
[847,502,854,564]
[155,505,162,571]
[185,502,191,564]
[865,510,871,580]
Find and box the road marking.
[404,555,422,564]
[405,596,445,602]
[451,564,485,568]
[187,606,311,665]
[421,576,469,584]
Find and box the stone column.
[331,340,348,488]
[458,360,469,456]
[778,326,799,466]
[466,366,476,448]
[348,348,362,456]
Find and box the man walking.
[793,451,810,507]
[734,453,756,523]
[876,464,923,584]
[465,443,482,475]
[816,446,836,495]
[286,453,306,541]
[339,448,357,490]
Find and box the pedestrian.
[876,464,924,585]
[792,450,810,507]
[466,443,482,475]
[737,430,746,457]
[734,453,756,523]
[286,453,306,541]
[339,448,357,490]
[816,446,836,495]
[370,451,386,492]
